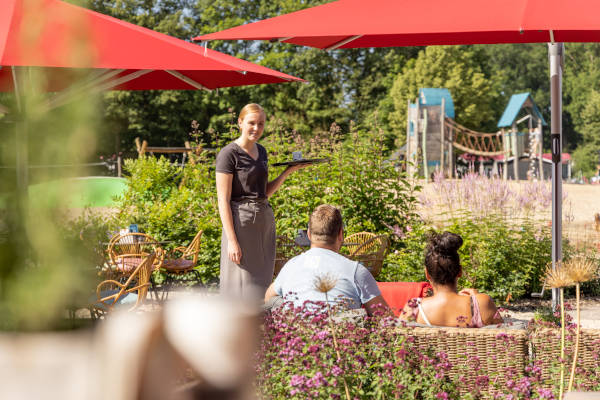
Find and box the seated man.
[264,204,389,316]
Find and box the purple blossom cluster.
[255,301,458,399]
[427,172,561,220]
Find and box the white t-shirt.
[273,247,381,310]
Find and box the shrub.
[572,143,600,179]
[113,153,221,284]
[381,212,555,301]
[263,120,421,238]
[380,173,563,301]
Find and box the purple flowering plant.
[255,301,458,399]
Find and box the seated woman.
[400,231,503,327]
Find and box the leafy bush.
[572,143,600,179]
[382,213,554,301]
[113,153,221,284]
[263,120,421,238]
[380,173,561,301]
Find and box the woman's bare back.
[410,291,501,327]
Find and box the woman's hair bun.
[431,231,463,255]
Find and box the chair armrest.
[97,280,125,292]
[164,246,186,259]
[96,280,125,304]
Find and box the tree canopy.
[76,0,600,176]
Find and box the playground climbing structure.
[405,89,548,180]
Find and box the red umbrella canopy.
[197,0,600,49]
[0,0,303,92]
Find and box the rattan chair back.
[274,235,303,278]
[347,234,389,278]
[107,232,164,275]
[160,230,204,273]
[181,230,203,265]
[344,232,377,255]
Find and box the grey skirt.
[220,199,276,301]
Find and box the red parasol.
[1,0,302,196]
[1,0,302,95]
[197,0,600,48]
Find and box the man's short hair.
[308,205,343,245]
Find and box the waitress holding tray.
[215,103,307,300]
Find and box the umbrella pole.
[548,42,564,312]
[11,66,28,203]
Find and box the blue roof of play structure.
[497,92,547,128]
[418,88,455,119]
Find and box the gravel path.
[503,296,600,329]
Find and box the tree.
[80,0,418,156]
[376,45,499,146]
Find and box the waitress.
[215,103,305,301]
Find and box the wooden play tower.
[405,89,548,180]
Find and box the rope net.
[444,118,505,157]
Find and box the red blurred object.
[0,0,302,92]
[376,281,432,317]
[542,153,571,162]
[197,0,600,49]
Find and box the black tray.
[271,158,330,167]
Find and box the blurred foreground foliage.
[0,69,101,331]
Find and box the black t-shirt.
[215,142,269,201]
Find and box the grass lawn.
[22,176,127,208]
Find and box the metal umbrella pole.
[548,42,564,311]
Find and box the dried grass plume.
[313,273,338,293]
[544,262,574,289]
[564,256,598,283]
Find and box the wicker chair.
[398,325,529,396]
[346,233,389,278]
[343,232,377,254]
[158,230,203,298]
[106,232,165,278]
[274,235,303,278]
[90,253,156,318]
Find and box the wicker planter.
[529,327,600,385]
[398,326,528,397]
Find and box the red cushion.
[114,257,144,273]
[376,282,432,316]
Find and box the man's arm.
[363,295,391,317]
[264,282,279,303]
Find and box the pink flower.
[290,374,305,387]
